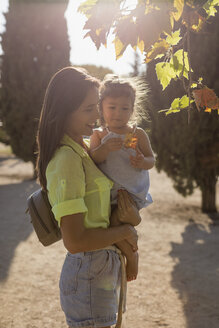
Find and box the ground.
[0,144,219,328]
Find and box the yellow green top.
[46,134,113,228]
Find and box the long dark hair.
[36,66,99,190]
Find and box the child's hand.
[103,137,123,152]
[130,147,146,169]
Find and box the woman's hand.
[61,211,138,254]
[117,189,141,226]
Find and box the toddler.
[90,74,155,281]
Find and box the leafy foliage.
[160,95,194,115]
[79,0,219,117]
[146,12,219,213]
[0,1,70,165]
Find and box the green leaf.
[159,108,181,115]
[170,95,193,110]
[171,97,181,109]
[203,0,219,18]
[155,62,177,90]
[155,54,165,59]
[166,29,182,46]
[146,39,169,63]
[170,49,190,79]
[198,77,203,83]
[159,95,194,115]
[166,108,181,115]
[159,108,169,113]
[179,95,190,108]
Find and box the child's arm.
[130,127,155,170]
[90,129,123,164]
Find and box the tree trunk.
[200,170,217,213]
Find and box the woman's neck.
[66,133,86,149]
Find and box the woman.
[36,66,138,328]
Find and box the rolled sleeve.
[52,198,88,221]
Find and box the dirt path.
[0,150,219,328]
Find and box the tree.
[78,0,219,119]
[129,51,142,77]
[146,12,219,213]
[0,0,70,167]
[78,0,219,213]
[75,64,113,80]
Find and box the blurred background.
[0,2,218,328]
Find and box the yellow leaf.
[78,0,98,18]
[114,37,127,60]
[96,28,101,36]
[170,49,190,79]
[156,62,177,90]
[137,39,144,53]
[172,0,184,21]
[146,39,169,63]
[205,107,212,113]
[182,10,205,32]
[166,29,182,46]
[170,15,174,29]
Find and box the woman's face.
[65,86,99,142]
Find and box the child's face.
[102,96,133,129]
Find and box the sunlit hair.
[99,74,148,126]
[36,66,100,190]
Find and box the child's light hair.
[99,74,149,126]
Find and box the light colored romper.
[98,127,153,210]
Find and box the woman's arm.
[130,128,155,170]
[90,129,123,164]
[60,210,138,254]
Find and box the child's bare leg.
[116,239,139,281]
